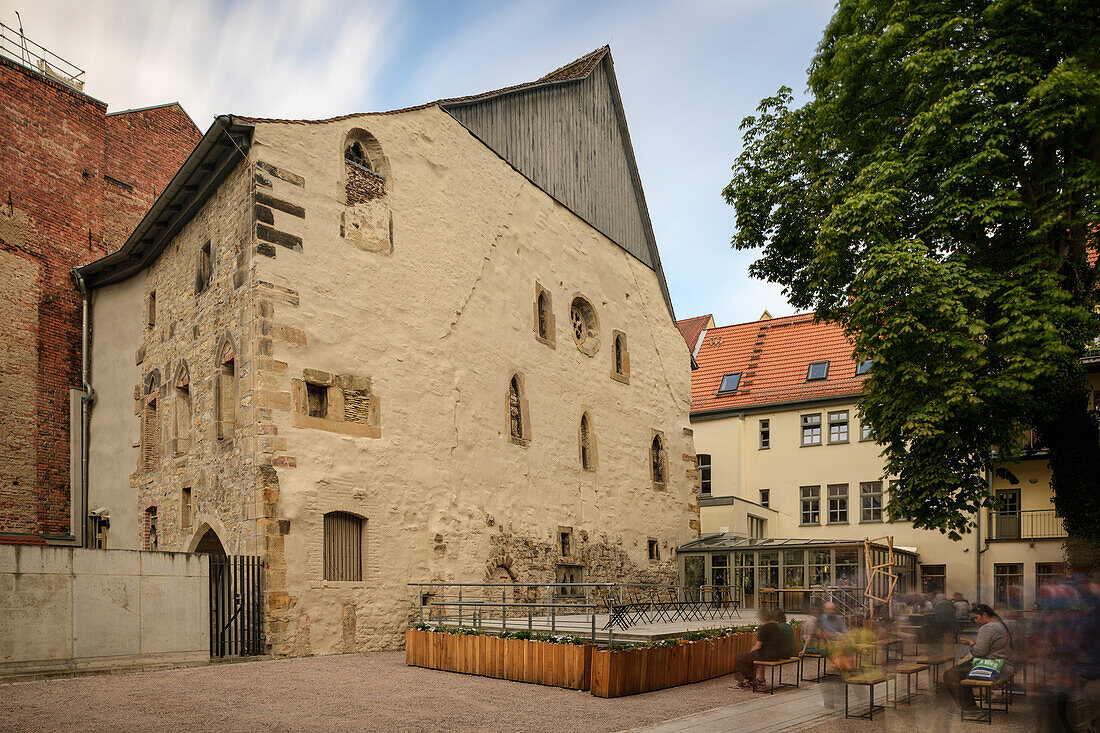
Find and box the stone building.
[0,37,200,545]
[681,310,1084,611]
[77,47,700,655]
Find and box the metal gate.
[209,555,263,657]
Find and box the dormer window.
[856,359,872,375]
[807,361,829,381]
[718,372,742,394]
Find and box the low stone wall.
[0,545,209,680]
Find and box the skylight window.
[856,359,872,376]
[807,361,830,381]
[718,372,742,394]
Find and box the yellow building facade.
[682,311,1076,611]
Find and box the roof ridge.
[232,47,611,126]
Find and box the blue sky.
[2,0,837,325]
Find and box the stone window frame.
[569,294,601,357]
[171,360,192,456]
[579,410,597,471]
[291,369,381,439]
[195,240,214,295]
[342,128,392,205]
[180,485,193,530]
[647,538,660,562]
[506,372,532,447]
[650,430,667,490]
[142,505,158,550]
[323,510,365,582]
[145,290,156,329]
[533,282,556,348]
[558,526,573,559]
[140,370,162,471]
[610,330,630,384]
[214,332,237,442]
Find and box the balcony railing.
[987,509,1067,541]
[0,21,85,90]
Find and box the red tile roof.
[691,313,865,414]
[676,314,712,353]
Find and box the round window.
[569,296,600,356]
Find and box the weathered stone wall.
[125,158,259,555]
[246,107,699,656]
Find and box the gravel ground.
[0,651,763,733]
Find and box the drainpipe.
[71,268,94,548]
[976,465,993,605]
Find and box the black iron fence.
[210,555,263,657]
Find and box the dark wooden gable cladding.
[441,54,675,319]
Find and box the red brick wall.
[104,105,201,248]
[0,55,199,539]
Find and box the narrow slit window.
[196,241,213,294]
[651,434,666,484]
[759,419,770,449]
[579,412,594,470]
[697,453,711,496]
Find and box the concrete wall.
[0,545,208,679]
[88,276,145,549]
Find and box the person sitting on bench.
[943,604,1015,711]
[733,608,782,689]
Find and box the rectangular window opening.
[648,539,659,561]
[807,361,830,381]
[718,372,742,394]
[861,481,884,522]
[759,419,770,449]
[306,382,328,418]
[759,488,770,508]
[828,411,849,443]
[748,515,766,539]
[828,483,849,524]
[559,528,572,558]
[800,485,821,525]
[697,453,712,496]
[181,486,192,529]
[801,414,822,446]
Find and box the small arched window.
[343,129,390,205]
[143,506,158,550]
[215,337,236,440]
[651,433,666,486]
[173,363,191,454]
[611,331,629,383]
[507,374,530,446]
[533,283,555,347]
[580,412,596,471]
[323,511,363,581]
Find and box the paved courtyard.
[0,651,1050,732]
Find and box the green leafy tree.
[724,0,1100,546]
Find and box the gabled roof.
[79,48,676,321]
[691,312,865,415]
[676,314,713,353]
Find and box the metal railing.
[987,509,1067,541]
[0,21,85,88]
[408,582,745,644]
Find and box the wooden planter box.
[590,628,802,698]
[405,628,592,690]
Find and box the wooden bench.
[845,671,893,720]
[890,662,929,704]
[800,652,833,682]
[960,677,1011,724]
[753,657,800,694]
[914,653,952,688]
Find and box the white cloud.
[0,0,400,128]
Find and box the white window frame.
[828,410,849,444]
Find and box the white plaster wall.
[88,276,144,549]
[250,107,699,653]
[0,545,208,678]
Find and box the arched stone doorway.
[193,527,226,555]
